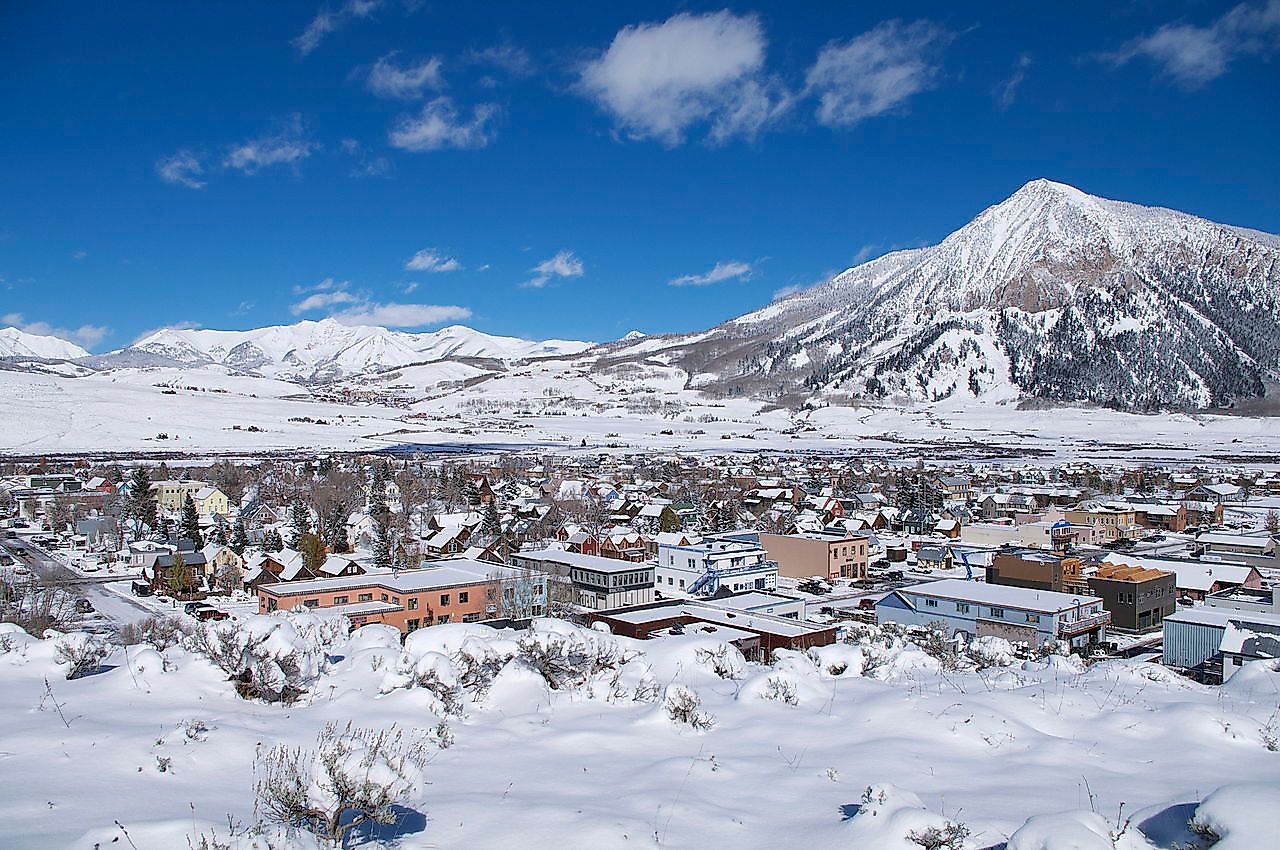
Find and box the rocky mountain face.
[603,180,1280,411]
[84,319,592,381]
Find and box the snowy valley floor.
[3,365,1280,466]
[1,617,1277,850]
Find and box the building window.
[462,613,481,623]
[267,598,277,611]
[358,593,373,603]
[440,594,450,606]
[380,594,389,602]
[333,596,348,605]
[487,588,496,600]
[303,599,319,608]
[408,598,418,611]
[459,591,469,603]
[924,598,938,608]
[406,618,420,631]
[1026,613,1040,624]
[990,607,1004,619]
[438,614,451,624]
[956,603,970,614]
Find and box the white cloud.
[367,53,444,99]
[668,260,753,287]
[997,54,1032,109]
[405,249,462,272]
[224,116,315,174]
[294,0,383,56]
[578,11,791,146]
[1107,0,1280,87]
[156,150,206,189]
[3,313,110,349]
[72,250,87,261]
[522,250,584,289]
[806,20,950,127]
[467,44,534,76]
[388,97,499,152]
[331,302,471,327]
[289,278,469,327]
[402,281,419,294]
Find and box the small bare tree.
[255,722,429,847]
[54,633,109,679]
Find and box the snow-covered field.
[3,360,1280,463]
[1,615,1277,849]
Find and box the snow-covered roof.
[897,579,1101,613]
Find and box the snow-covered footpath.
[1,615,1277,850]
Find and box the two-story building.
[510,548,654,610]
[256,558,545,633]
[655,539,778,597]
[759,532,869,582]
[876,579,1110,648]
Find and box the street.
[2,537,156,631]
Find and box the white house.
[656,539,778,597]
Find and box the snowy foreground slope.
[1,616,1277,850]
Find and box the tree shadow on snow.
[839,803,861,821]
[343,805,427,846]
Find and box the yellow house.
[149,480,229,516]
[1062,503,1139,542]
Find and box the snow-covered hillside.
[0,326,91,360]
[2,615,1278,849]
[610,180,1280,411]
[85,319,592,381]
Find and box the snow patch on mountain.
[0,327,91,360]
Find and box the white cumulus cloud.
[668,260,753,287]
[522,250,584,289]
[405,249,462,272]
[225,116,315,174]
[294,0,383,56]
[1106,0,1280,87]
[367,53,444,99]
[805,20,950,127]
[388,97,499,152]
[331,302,471,327]
[156,150,206,189]
[3,313,110,349]
[578,10,791,146]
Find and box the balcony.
[1058,611,1111,637]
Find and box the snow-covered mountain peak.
[0,327,91,360]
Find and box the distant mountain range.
[74,320,592,381]
[5,180,1278,413]
[0,327,91,360]
[595,179,1280,411]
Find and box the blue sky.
[1,1,1278,351]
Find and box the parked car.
[0,553,12,566]
[194,607,229,621]
[184,601,207,615]
[131,581,153,597]
[74,599,95,614]
[857,598,877,611]
[886,570,904,581]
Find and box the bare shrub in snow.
[759,675,799,706]
[188,613,338,703]
[694,643,746,679]
[917,621,962,671]
[53,632,109,679]
[453,641,515,697]
[907,822,971,850]
[116,614,190,650]
[664,685,715,731]
[407,657,462,716]
[517,625,639,692]
[255,721,429,847]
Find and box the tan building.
[1062,503,1140,542]
[760,532,869,582]
[150,479,227,514]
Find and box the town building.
[589,594,837,660]
[256,558,545,633]
[759,532,869,582]
[1162,587,1280,682]
[510,548,654,610]
[876,579,1110,648]
[655,539,778,596]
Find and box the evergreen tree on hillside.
[324,501,350,554]
[180,494,203,547]
[288,499,311,549]
[482,500,501,537]
[230,517,249,555]
[129,466,160,534]
[262,528,284,552]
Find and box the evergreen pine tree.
[325,501,350,554]
[373,517,393,569]
[209,522,228,547]
[262,528,283,552]
[129,466,159,534]
[180,494,203,547]
[288,499,311,548]
[230,517,249,555]
[482,500,501,537]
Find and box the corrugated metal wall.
[1163,620,1224,668]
